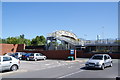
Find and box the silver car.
[0,56,20,72]
[27,53,46,61]
[85,54,112,70]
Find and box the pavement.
[1,58,119,79]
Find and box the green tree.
[2,39,7,43]
[0,38,2,43]
[6,37,18,44]
[39,35,46,45]
[24,39,31,46]
[17,35,31,46]
[31,35,46,46]
[0,35,46,46]
[20,34,25,39]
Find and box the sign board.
[70,49,74,54]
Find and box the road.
[1,59,119,79]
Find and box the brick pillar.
[13,44,18,53]
[74,50,76,60]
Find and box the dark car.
[21,53,32,60]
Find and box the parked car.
[4,53,13,56]
[0,56,20,72]
[85,54,112,70]
[27,53,46,61]
[11,52,27,60]
[20,53,32,60]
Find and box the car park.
[27,53,46,61]
[0,56,20,72]
[85,54,112,70]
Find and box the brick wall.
[0,44,16,55]
[23,50,76,60]
[16,44,25,52]
[1,43,119,59]
[0,44,25,55]
[76,50,120,59]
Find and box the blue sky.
[2,2,118,40]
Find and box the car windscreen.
[15,53,18,55]
[91,55,103,60]
[30,53,34,56]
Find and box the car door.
[104,55,109,67]
[36,53,40,59]
[15,53,18,59]
[106,55,111,66]
[1,57,12,70]
[39,53,44,59]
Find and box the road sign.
[70,49,74,54]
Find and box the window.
[40,53,43,56]
[3,57,12,61]
[30,53,34,56]
[15,53,18,56]
[36,54,39,56]
[104,55,107,60]
[92,55,103,60]
[107,55,110,59]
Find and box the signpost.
[67,49,76,60]
[70,49,74,54]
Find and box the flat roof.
[84,43,119,46]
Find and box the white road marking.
[29,62,77,71]
[2,60,85,76]
[45,64,51,65]
[68,66,73,68]
[58,70,84,78]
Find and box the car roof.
[0,55,12,57]
[94,54,108,56]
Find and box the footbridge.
[47,30,82,46]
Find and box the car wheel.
[35,58,37,61]
[101,64,105,70]
[26,57,29,61]
[19,57,22,60]
[43,57,46,60]
[109,62,112,67]
[10,65,18,71]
